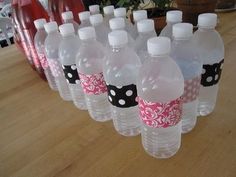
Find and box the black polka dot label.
[107,84,138,108]
[201,59,224,87]
[62,64,80,84]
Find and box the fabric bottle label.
[138,97,183,128]
[79,72,107,95]
[48,59,63,77]
[62,64,80,84]
[37,53,49,69]
[182,76,201,103]
[201,59,224,87]
[107,84,138,108]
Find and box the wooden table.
[0,12,236,177]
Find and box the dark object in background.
[217,0,235,9]
[82,0,119,10]
[0,36,14,48]
[176,0,217,26]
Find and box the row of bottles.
[11,0,85,80]
[15,2,224,159]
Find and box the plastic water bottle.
[103,30,141,136]
[34,18,57,90]
[171,23,202,133]
[90,14,110,46]
[78,11,91,29]
[109,18,135,47]
[160,10,182,39]
[44,21,72,101]
[77,27,111,121]
[59,23,87,109]
[135,19,156,63]
[89,4,100,15]
[114,8,137,40]
[61,11,79,34]
[133,10,147,38]
[193,13,224,116]
[137,37,184,158]
[103,5,114,27]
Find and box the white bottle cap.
[34,18,47,29]
[89,5,100,14]
[103,5,114,15]
[108,30,128,46]
[114,8,126,18]
[133,10,147,22]
[59,23,75,36]
[44,21,58,34]
[166,10,183,23]
[90,14,103,26]
[173,23,193,39]
[198,13,217,28]
[61,11,73,21]
[147,37,171,56]
[109,17,125,30]
[78,26,96,40]
[78,11,90,21]
[137,19,154,33]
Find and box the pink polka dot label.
[182,76,201,103]
[79,72,107,95]
[138,97,183,128]
[37,53,49,69]
[48,59,63,77]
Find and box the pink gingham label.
[37,53,49,69]
[182,76,201,103]
[79,72,107,95]
[138,97,183,128]
[48,59,63,77]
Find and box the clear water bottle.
[34,18,57,90]
[160,10,182,39]
[58,23,87,110]
[171,23,202,133]
[61,11,79,34]
[90,14,110,46]
[44,21,72,101]
[137,37,184,158]
[103,5,114,27]
[89,4,100,15]
[77,27,111,121]
[109,17,135,47]
[135,19,156,63]
[114,8,137,40]
[193,13,224,116]
[133,10,147,38]
[78,11,91,29]
[104,30,142,136]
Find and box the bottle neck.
[149,53,169,60]
[64,19,74,23]
[166,21,179,26]
[48,30,58,35]
[111,43,127,51]
[173,36,191,41]
[81,19,89,24]
[139,30,154,37]
[198,27,215,32]
[81,38,96,43]
[62,33,75,38]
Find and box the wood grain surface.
[0,12,236,177]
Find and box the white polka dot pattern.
[182,76,201,103]
[48,59,63,77]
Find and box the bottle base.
[181,117,197,134]
[198,103,214,116]
[73,101,87,110]
[114,125,141,137]
[88,111,112,122]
